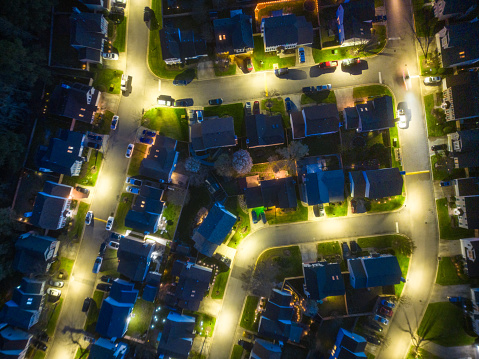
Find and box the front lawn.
[301,91,337,105]
[92,68,123,94]
[257,246,303,282]
[395,253,409,296]
[204,103,245,137]
[436,256,469,286]
[113,17,127,52]
[424,94,454,137]
[113,193,134,233]
[261,97,289,128]
[46,298,63,336]
[265,200,308,225]
[389,125,402,170]
[142,108,188,141]
[231,345,243,359]
[49,257,75,279]
[126,299,155,337]
[357,235,405,249]
[436,198,475,240]
[215,64,237,77]
[325,200,348,217]
[252,36,296,71]
[431,154,465,181]
[240,295,260,332]
[62,151,103,187]
[211,269,230,299]
[368,195,405,212]
[317,241,341,256]
[182,311,216,337]
[225,197,250,249]
[127,143,148,177]
[95,110,114,135]
[85,290,104,333]
[418,302,476,346]
[353,85,394,105]
[70,202,89,240]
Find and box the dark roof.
[89,338,129,359]
[333,328,367,358]
[30,182,72,230]
[157,312,195,359]
[347,259,367,288]
[454,178,479,196]
[160,27,207,61]
[193,202,237,257]
[439,21,479,68]
[363,168,403,199]
[124,210,161,234]
[14,232,58,274]
[344,107,360,130]
[357,96,395,132]
[125,186,164,234]
[96,279,138,338]
[142,285,158,303]
[170,261,212,311]
[245,114,285,148]
[300,170,345,205]
[348,255,402,288]
[70,12,105,62]
[38,130,84,175]
[438,0,477,16]
[461,238,479,277]
[139,135,178,182]
[444,72,479,121]
[117,238,155,282]
[291,104,339,139]
[213,14,254,53]
[244,177,297,209]
[250,339,282,359]
[303,262,345,300]
[49,83,100,123]
[263,14,313,48]
[458,196,479,229]
[453,129,479,152]
[0,325,31,355]
[349,171,366,198]
[336,0,374,44]
[190,116,236,152]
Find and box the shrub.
[443,126,454,135]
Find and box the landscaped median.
[435,198,475,240]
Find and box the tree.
[185,157,201,173]
[276,141,309,173]
[392,236,416,257]
[240,262,279,297]
[232,149,253,175]
[0,130,25,172]
[407,6,438,61]
[188,167,209,187]
[214,153,235,177]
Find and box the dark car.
[97,283,112,292]
[174,98,194,107]
[99,242,107,256]
[101,275,114,283]
[209,98,223,106]
[253,101,260,115]
[350,240,360,254]
[87,142,101,150]
[365,321,383,332]
[379,306,393,317]
[139,137,154,145]
[302,86,315,93]
[87,134,102,141]
[274,67,289,76]
[75,186,90,195]
[260,212,266,224]
[173,79,188,86]
[252,211,259,224]
[110,232,123,241]
[38,332,50,343]
[431,144,448,151]
[144,7,151,22]
[364,334,381,345]
[285,97,292,112]
[34,340,47,351]
[142,130,157,137]
[341,242,351,258]
[82,297,92,312]
[440,180,451,187]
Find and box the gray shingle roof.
[245,114,284,148]
[157,312,195,359]
[117,238,155,282]
[170,261,212,311]
[38,130,84,175]
[444,71,479,121]
[454,177,479,196]
[363,168,403,199]
[300,170,345,205]
[49,83,100,123]
[160,27,207,61]
[303,262,345,300]
[244,177,297,209]
[357,96,395,132]
[190,117,236,152]
[438,21,479,68]
[70,12,106,62]
[14,232,58,274]
[30,181,72,230]
[336,0,374,44]
[348,255,402,289]
[139,135,178,182]
[213,14,253,53]
[263,14,313,48]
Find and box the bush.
[438,68,446,74]
[429,68,438,75]
[442,126,454,135]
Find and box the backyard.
[256,246,303,282]
[240,295,260,332]
[126,299,155,337]
[127,143,148,177]
[142,108,188,141]
[113,193,134,233]
[204,103,245,137]
[436,256,469,286]
[92,68,123,94]
[424,94,454,137]
[436,198,475,240]
[264,200,309,225]
[252,36,296,71]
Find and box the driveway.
[429,283,471,303]
[299,243,318,263]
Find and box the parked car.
[243,331,253,340]
[126,177,142,186]
[424,76,442,85]
[196,110,203,123]
[298,47,305,63]
[252,211,259,224]
[99,242,107,256]
[92,256,103,273]
[88,134,103,141]
[33,340,47,351]
[174,98,194,107]
[47,288,61,297]
[440,180,451,187]
[245,102,252,115]
[144,7,151,22]
[127,186,140,194]
[253,101,260,115]
[379,306,393,317]
[139,137,154,145]
[374,314,389,325]
[87,142,101,150]
[111,115,119,130]
[302,86,315,93]
[142,130,156,137]
[316,84,332,91]
[397,108,407,129]
[125,143,134,158]
[97,283,112,292]
[48,280,64,288]
[102,52,119,60]
[157,95,174,106]
[85,210,93,225]
[260,212,266,224]
[82,297,92,312]
[173,79,188,86]
[319,61,338,68]
[38,332,50,343]
[209,98,223,105]
[105,217,114,231]
[110,232,123,241]
[431,144,448,151]
[245,57,253,72]
[365,321,383,332]
[342,58,361,66]
[76,186,90,195]
[285,97,292,112]
[350,240,360,254]
[448,296,466,303]
[380,299,396,308]
[121,74,128,92]
[274,67,289,76]
[108,241,120,250]
[101,275,114,283]
[364,334,381,345]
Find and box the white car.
[108,241,120,250]
[125,143,134,158]
[111,116,119,130]
[102,52,119,60]
[374,314,389,325]
[47,288,61,297]
[106,216,114,231]
[85,211,93,225]
[397,109,407,129]
[121,74,128,92]
[48,280,64,288]
[424,76,441,85]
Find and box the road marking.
[379,71,382,84]
[264,72,268,97]
[158,80,162,92]
[396,222,399,233]
[406,170,430,175]
[95,218,107,223]
[388,37,401,40]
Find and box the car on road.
[87,142,101,150]
[397,108,407,129]
[101,275,114,283]
[209,98,223,106]
[374,314,389,325]
[142,130,156,137]
[260,212,266,224]
[127,186,140,194]
[121,74,128,92]
[126,177,142,186]
[173,79,188,86]
[245,102,252,115]
[252,211,259,224]
[174,98,194,107]
[245,57,253,72]
[125,143,134,158]
[139,137,154,145]
[298,47,305,63]
[302,86,315,93]
[424,76,441,85]
[85,210,93,225]
[97,283,112,292]
[316,84,332,91]
[379,306,393,317]
[365,321,383,332]
[105,216,114,231]
[87,134,102,141]
[431,144,448,151]
[33,340,47,351]
[92,256,103,273]
[48,280,64,288]
[380,299,395,308]
[364,334,381,345]
[285,97,292,112]
[82,297,92,312]
[274,67,289,76]
[342,58,361,66]
[253,101,260,115]
[102,52,119,60]
[76,186,90,195]
[111,115,119,130]
[319,61,338,68]
[99,242,107,256]
[47,288,61,297]
[108,240,120,250]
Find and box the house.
[156,312,195,359]
[460,238,479,277]
[79,0,109,11]
[0,277,45,330]
[139,135,179,183]
[49,83,100,124]
[37,130,85,176]
[329,328,367,359]
[89,338,129,359]
[0,323,32,359]
[125,186,165,234]
[96,279,139,338]
[117,238,155,282]
[303,262,345,300]
[165,260,212,311]
[297,156,345,206]
[160,27,207,65]
[213,12,254,54]
[470,287,479,335]
[14,232,60,275]
[244,177,297,209]
[343,96,395,132]
[336,0,375,46]
[258,289,303,343]
[290,104,339,139]
[447,129,479,170]
[442,71,479,123]
[348,255,402,289]
[30,181,73,230]
[453,178,479,197]
[192,202,237,257]
[436,21,479,68]
[245,114,285,148]
[349,168,403,199]
[456,195,479,229]
[142,271,162,303]
[434,0,477,21]
[70,10,108,64]
[262,14,313,52]
[250,339,282,359]
[190,116,237,152]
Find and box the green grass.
[92,68,123,94]
[389,125,402,170]
[70,202,89,239]
[62,151,103,187]
[357,235,403,249]
[96,110,114,135]
[126,299,155,336]
[374,0,384,7]
[325,200,348,217]
[85,290,104,333]
[161,202,182,239]
[265,200,308,225]
[113,193,134,233]
[113,17,127,52]
[142,108,188,141]
[317,241,341,256]
[204,103,245,137]
[252,35,296,71]
[368,195,405,212]
[257,246,303,281]
[231,344,244,359]
[301,91,337,105]
[225,197,250,249]
[436,257,469,286]
[406,348,441,359]
[424,94,454,137]
[215,64,237,76]
[240,296,260,331]
[33,351,46,359]
[127,143,147,177]
[75,348,89,359]
[353,85,394,104]
[431,154,465,181]
[261,97,289,128]
[412,0,438,37]
[395,253,409,296]
[193,312,216,337]
[212,269,230,299]
[46,298,63,336]
[418,302,476,346]
[58,257,74,278]
[436,198,475,240]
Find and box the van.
[274,67,289,76]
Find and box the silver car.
[424,76,441,85]
[106,216,114,231]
